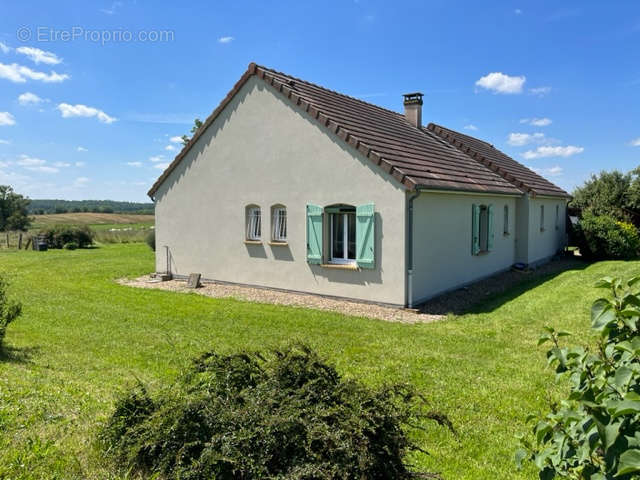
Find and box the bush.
[99,345,453,479]
[145,230,155,251]
[517,275,640,478]
[0,276,21,348]
[63,241,78,250]
[40,225,94,249]
[572,212,640,260]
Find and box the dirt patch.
[118,277,441,324]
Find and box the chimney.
[403,92,423,128]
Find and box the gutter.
[406,188,424,308]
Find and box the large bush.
[99,345,453,479]
[517,275,640,478]
[0,276,21,348]
[572,212,640,260]
[40,225,94,249]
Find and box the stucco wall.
[410,191,518,303]
[527,197,568,265]
[153,76,407,305]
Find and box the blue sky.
[0,1,638,202]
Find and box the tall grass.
[93,227,152,244]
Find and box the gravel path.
[118,276,442,324]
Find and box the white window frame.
[330,212,356,265]
[272,206,287,242]
[246,206,261,240]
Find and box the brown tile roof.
[149,63,545,197]
[426,124,570,198]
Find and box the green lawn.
[0,244,634,479]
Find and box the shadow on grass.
[419,257,589,316]
[0,344,40,364]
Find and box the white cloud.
[101,1,122,15]
[0,139,10,144]
[529,86,551,97]
[218,36,234,44]
[0,62,69,83]
[75,161,86,167]
[149,155,164,162]
[164,144,177,151]
[530,165,563,177]
[522,145,584,159]
[53,161,71,168]
[507,132,546,146]
[520,117,552,127]
[57,103,117,123]
[0,42,10,54]
[475,72,526,94]
[630,138,640,147]
[127,161,143,167]
[76,146,88,152]
[0,112,16,126]
[18,91,44,105]
[154,162,170,169]
[16,46,62,65]
[74,176,90,185]
[17,155,46,166]
[464,124,478,131]
[26,165,58,173]
[169,136,183,143]
[514,8,523,14]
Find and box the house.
[148,63,569,308]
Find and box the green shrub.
[99,345,452,479]
[517,275,640,478]
[145,230,155,251]
[572,212,640,260]
[0,276,21,348]
[40,225,94,249]
[63,241,78,250]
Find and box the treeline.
[28,199,154,215]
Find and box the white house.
[148,63,569,308]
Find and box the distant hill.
[28,199,154,215]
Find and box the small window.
[271,205,287,242]
[246,205,261,240]
[540,205,545,232]
[479,206,489,251]
[555,205,560,230]
[503,205,509,235]
[329,206,356,264]
[472,204,494,255]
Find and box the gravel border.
[118,276,442,324]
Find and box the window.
[271,205,287,242]
[330,206,356,264]
[472,204,494,255]
[246,205,261,240]
[540,205,545,232]
[503,205,509,235]
[555,205,560,230]
[306,203,375,269]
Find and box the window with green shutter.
[487,204,495,251]
[472,203,494,255]
[472,204,480,255]
[306,204,323,264]
[356,203,375,269]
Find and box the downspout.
[406,188,424,308]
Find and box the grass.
[29,212,154,229]
[0,244,635,479]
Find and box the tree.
[0,186,31,232]
[181,118,203,146]
[571,170,632,221]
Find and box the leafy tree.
[181,117,203,146]
[0,185,31,231]
[517,275,640,479]
[571,170,632,221]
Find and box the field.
[0,243,633,479]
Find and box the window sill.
[244,240,262,245]
[320,263,359,271]
[268,241,288,246]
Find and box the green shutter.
[356,203,375,269]
[487,204,495,251]
[306,204,323,264]
[472,204,480,255]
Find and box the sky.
[0,1,638,202]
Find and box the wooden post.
[5,233,8,248]
[18,233,22,250]
[24,237,32,250]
